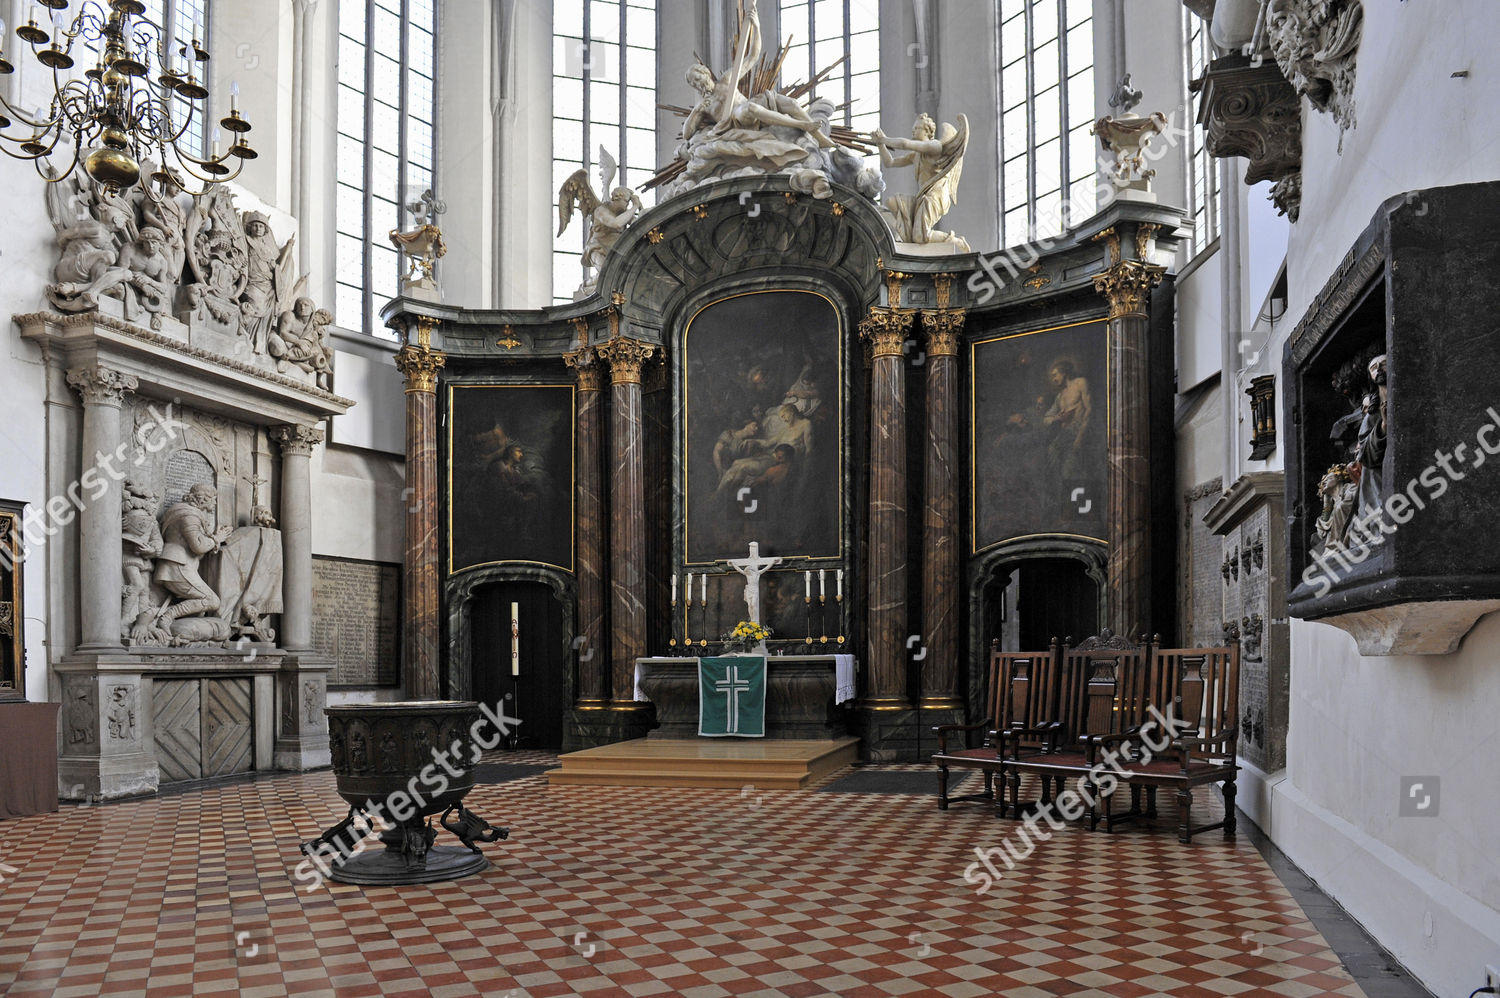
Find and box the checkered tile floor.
[0,752,1371,997]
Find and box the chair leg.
[1084,777,1099,831]
[937,765,949,810]
[983,769,994,801]
[1004,769,1021,820]
[1145,786,1158,818]
[1222,779,1238,839]
[1176,787,1194,843]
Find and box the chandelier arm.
[0,94,66,132]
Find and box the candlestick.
[819,569,826,600]
[700,572,707,603]
[836,569,843,599]
[804,570,811,598]
[671,572,678,604]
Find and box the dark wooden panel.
[153,679,202,784]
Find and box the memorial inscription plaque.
[311,556,400,687]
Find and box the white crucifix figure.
[726,541,781,626]
[716,664,753,731]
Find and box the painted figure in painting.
[1005,358,1094,497]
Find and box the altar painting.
[971,320,1108,550]
[448,384,574,572]
[683,291,842,563]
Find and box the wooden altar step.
[546,737,860,790]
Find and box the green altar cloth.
[698,656,767,737]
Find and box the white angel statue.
[557,147,643,273]
[870,112,971,249]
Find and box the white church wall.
[1174,247,1222,392]
[1254,2,1500,993]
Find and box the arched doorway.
[470,581,568,751]
[982,557,1101,652]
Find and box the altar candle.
[685,571,693,602]
[836,569,844,598]
[671,572,678,603]
[700,572,707,602]
[819,569,826,599]
[804,570,811,598]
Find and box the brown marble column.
[859,305,914,708]
[394,318,446,699]
[919,291,965,710]
[1092,246,1165,639]
[595,336,658,709]
[564,346,608,708]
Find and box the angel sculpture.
[239,213,296,348]
[268,296,334,388]
[389,188,448,282]
[557,148,643,274]
[870,112,971,249]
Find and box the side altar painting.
[448,385,576,573]
[684,291,841,563]
[972,320,1108,550]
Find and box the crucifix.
[726,541,781,626]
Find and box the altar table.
[634,655,855,740]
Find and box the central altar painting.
[683,290,843,563]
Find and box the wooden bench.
[1084,644,1240,842]
[933,641,1056,812]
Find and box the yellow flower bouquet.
[723,619,771,653]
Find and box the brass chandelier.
[0,0,255,194]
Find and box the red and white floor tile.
[0,756,1372,997]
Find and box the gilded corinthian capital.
[922,309,966,356]
[1092,259,1166,319]
[858,306,915,359]
[595,337,658,385]
[563,346,606,392]
[395,343,446,393]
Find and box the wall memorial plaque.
[311,556,400,687]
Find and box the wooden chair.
[933,641,1055,811]
[1085,643,1240,842]
[1000,639,1151,822]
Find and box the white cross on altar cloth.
[715,665,753,730]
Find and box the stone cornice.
[1204,471,1286,535]
[15,311,355,411]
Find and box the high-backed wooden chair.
[1085,643,1240,842]
[1001,640,1150,821]
[933,641,1056,811]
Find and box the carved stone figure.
[268,297,333,388]
[184,187,250,326]
[870,113,971,250]
[215,519,284,644]
[239,213,295,348]
[106,685,137,740]
[1313,464,1358,554]
[1354,353,1387,520]
[66,681,98,746]
[557,148,643,280]
[655,0,881,201]
[1266,0,1364,136]
[121,481,164,640]
[149,482,233,641]
[1093,111,1171,190]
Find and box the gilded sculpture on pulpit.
[870,112,971,251]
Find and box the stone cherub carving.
[557,147,644,279]
[870,112,971,250]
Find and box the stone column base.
[562,704,656,751]
[852,706,922,762]
[273,654,334,770]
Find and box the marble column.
[859,306,914,709]
[564,346,608,708]
[395,319,447,699]
[271,424,323,651]
[919,298,965,710]
[595,336,657,709]
[1092,251,1165,640]
[67,366,137,651]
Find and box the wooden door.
[1018,558,1099,648]
[152,677,254,783]
[471,582,567,751]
